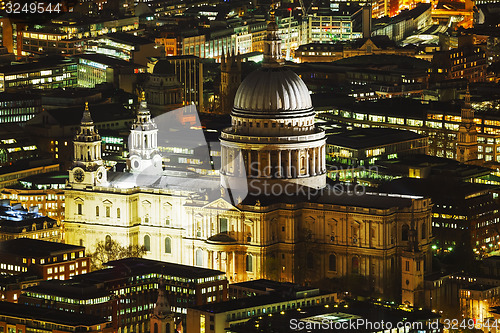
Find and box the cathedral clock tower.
[69,102,107,188]
[127,92,163,174]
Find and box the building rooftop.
[24,280,109,300]
[0,56,75,74]
[42,103,134,126]
[103,32,153,46]
[76,53,144,68]
[0,92,41,102]
[0,301,109,326]
[0,238,83,258]
[326,127,425,149]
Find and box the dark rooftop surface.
[231,279,307,293]
[326,127,425,149]
[72,257,225,285]
[104,32,153,45]
[379,177,496,200]
[19,171,68,186]
[24,279,109,300]
[0,301,109,326]
[44,103,134,126]
[228,300,439,333]
[0,92,41,101]
[0,56,75,74]
[461,284,497,291]
[237,184,418,210]
[0,238,83,257]
[76,53,143,67]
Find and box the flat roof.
[326,128,425,149]
[0,56,75,74]
[75,53,144,68]
[70,258,226,285]
[0,238,84,257]
[103,32,153,45]
[0,301,109,326]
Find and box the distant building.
[0,124,40,167]
[430,46,488,83]
[0,200,61,242]
[0,302,112,332]
[0,238,88,280]
[143,61,184,116]
[150,56,204,112]
[372,4,432,42]
[75,53,146,91]
[325,127,429,167]
[300,13,362,44]
[0,57,77,93]
[187,287,337,333]
[317,93,500,165]
[1,171,67,222]
[20,257,228,331]
[0,93,42,125]
[21,15,138,56]
[86,32,162,66]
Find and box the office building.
[0,57,77,93]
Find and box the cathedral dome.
[232,67,313,118]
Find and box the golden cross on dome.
[85,101,89,111]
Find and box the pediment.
[102,199,112,205]
[142,200,151,206]
[74,197,84,203]
[202,198,240,212]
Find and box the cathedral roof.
[232,67,314,118]
[231,18,313,118]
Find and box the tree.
[90,239,147,271]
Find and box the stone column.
[267,151,272,177]
[311,148,316,176]
[257,150,262,177]
[287,150,292,178]
[305,150,309,176]
[277,150,282,178]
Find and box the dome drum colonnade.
[220,16,327,192]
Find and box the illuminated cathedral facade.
[64,21,432,303]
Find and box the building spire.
[81,101,93,124]
[154,279,172,317]
[262,3,284,68]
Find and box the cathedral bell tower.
[70,102,107,187]
[127,92,163,174]
[401,220,424,307]
[456,86,478,163]
[220,48,241,115]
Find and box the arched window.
[105,235,111,251]
[328,254,337,271]
[246,254,253,272]
[79,239,84,247]
[307,252,314,269]
[195,249,203,266]
[117,208,120,219]
[352,256,359,274]
[154,323,158,333]
[95,206,99,216]
[421,222,426,239]
[144,235,150,252]
[402,224,409,241]
[165,237,172,254]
